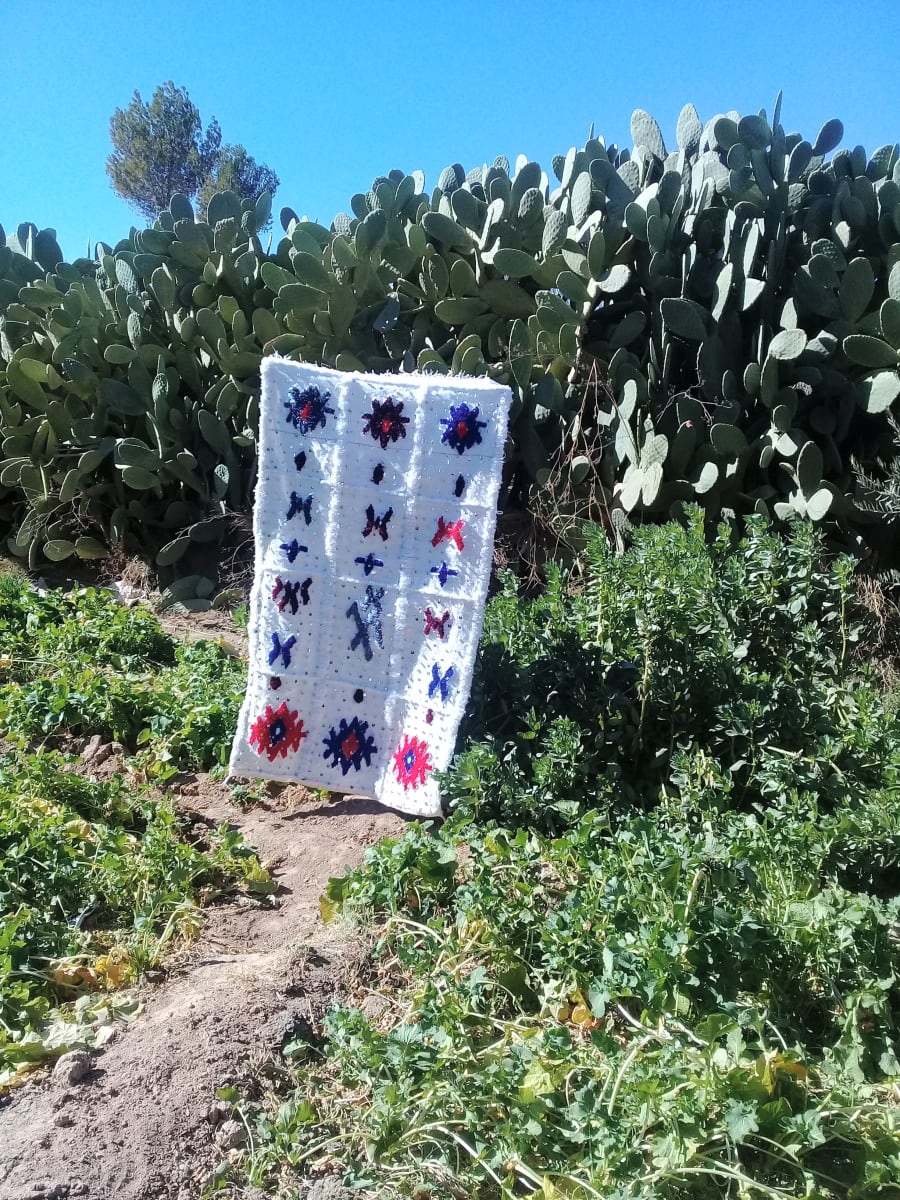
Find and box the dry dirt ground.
[0,772,407,1200]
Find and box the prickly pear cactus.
[2,96,900,586]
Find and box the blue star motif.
[431,562,458,588]
[322,716,377,775]
[356,553,384,576]
[284,385,335,433]
[440,402,487,454]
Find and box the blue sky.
[3,0,900,260]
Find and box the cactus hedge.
[2,96,900,588]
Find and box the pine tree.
[106,82,277,222]
[197,145,279,226]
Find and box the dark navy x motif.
[347,586,385,662]
[287,492,313,524]
[363,504,393,541]
[272,577,311,614]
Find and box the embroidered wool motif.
[229,360,512,816]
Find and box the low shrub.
[225,515,900,1199]
[449,509,892,831]
[0,572,245,773]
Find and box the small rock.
[80,736,112,766]
[258,1007,314,1049]
[80,735,102,762]
[111,578,144,605]
[205,1099,231,1127]
[306,1178,353,1200]
[215,1118,248,1151]
[360,993,390,1021]
[53,1111,75,1128]
[53,1050,92,1086]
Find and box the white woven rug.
[229,360,511,816]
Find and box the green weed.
[0,580,267,1089]
[450,512,887,830]
[0,576,245,774]
[227,514,900,1199]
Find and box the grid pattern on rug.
[229,359,512,816]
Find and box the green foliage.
[3,98,900,585]
[856,415,900,520]
[0,195,265,583]
[0,580,268,1087]
[246,802,900,1200]
[449,510,885,830]
[106,82,224,222]
[0,748,265,1087]
[197,145,279,228]
[855,415,900,585]
[0,573,246,774]
[225,515,900,1199]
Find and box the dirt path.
[0,781,407,1200]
